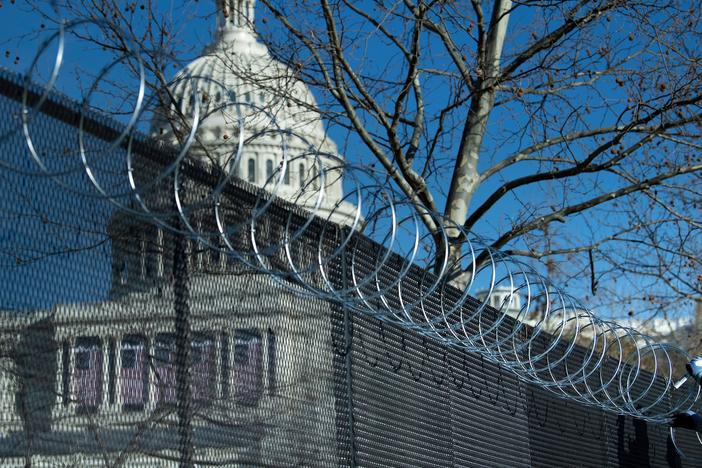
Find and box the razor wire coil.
[4,17,701,431]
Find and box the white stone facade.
[0,271,340,466]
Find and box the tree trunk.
[442,1,512,286]
[443,0,512,229]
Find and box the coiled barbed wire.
[4,17,702,440]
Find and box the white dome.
[151,0,355,226]
[157,29,338,155]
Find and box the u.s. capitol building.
[0,2,353,465]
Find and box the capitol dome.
[151,0,355,226]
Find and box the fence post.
[173,203,194,467]
[342,247,357,467]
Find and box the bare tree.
[250,0,702,319]
[11,1,702,318]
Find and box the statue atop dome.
[218,0,256,32]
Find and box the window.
[121,335,148,412]
[283,163,290,185]
[234,330,263,405]
[192,334,216,403]
[119,259,128,285]
[248,158,256,183]
[73,337,103,414]
[266,159,273,181]
[154,340,172,364]
[192,342,203,364]
[76,350,91,370]
[152,333,216,405]
[299,163,305,188]
[122,348,136,369]
[234,342,248,364]
[228,90,237,102]
[154,333,176,406]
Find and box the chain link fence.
[0,68,699,467]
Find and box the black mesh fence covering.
[0,67,701,467]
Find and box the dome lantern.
[218,0,256,33]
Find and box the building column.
[145,334,157,413]
[115,334,123,410]
[0,352,22,435]
[56,336,77,425]
[157,228,165,278]
[101,337,110,416]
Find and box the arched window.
[266,159,273,181]
[248,158,256,183]
[299,163,305,188]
